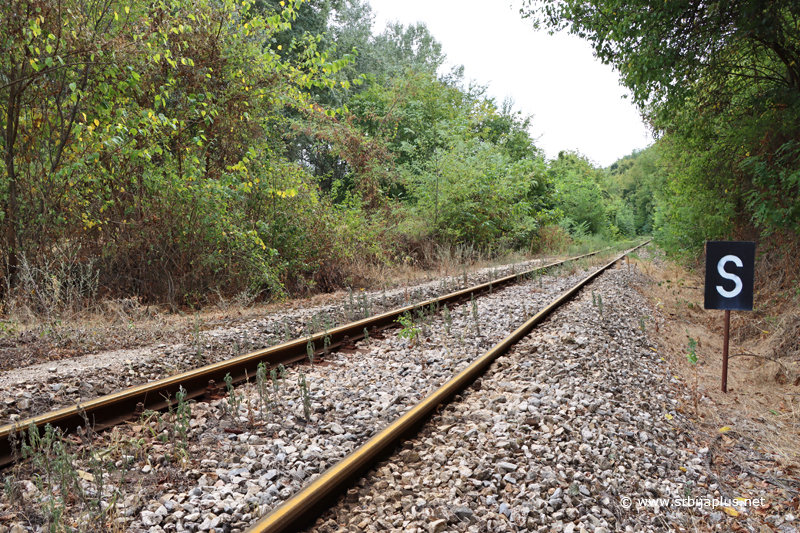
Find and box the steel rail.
[0,244,635,467]
[244,241,650,533]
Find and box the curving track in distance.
[244,241,650,533]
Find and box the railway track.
[293,244,702,533]
[0,242,669,533]
[242,242,651,533]
[4,241,787,533]
[0,245,634,469]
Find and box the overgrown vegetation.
[1,0,642,321]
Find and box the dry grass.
[0,243,553,371]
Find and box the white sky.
[366,0,653,167]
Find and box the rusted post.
[722,310,730,392]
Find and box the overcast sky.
[365,0,653,167]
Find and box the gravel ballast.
[1,257,616,532]
[0,257,557,424]
[304,264,793,532]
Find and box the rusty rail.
[244,241,651,533]
[0,244,638,467]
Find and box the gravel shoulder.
[3,245,793,533]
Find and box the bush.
[533,225,572,254]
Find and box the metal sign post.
[704,241,755,392]
[722,309,730,392]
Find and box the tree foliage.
[0,0,351,304]
[522,0,800,253]
[0,0,581,311]
[548,151,609,236]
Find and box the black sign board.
[704,241,755,311]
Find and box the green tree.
[521,0,800,248]
[408,138,553,248]
[0,0,351,303]
[0,0,133,284]
[549,151,608,236]
[605,146,662,234]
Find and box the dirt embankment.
[633,250,800,531]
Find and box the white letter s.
[717,255,743,298]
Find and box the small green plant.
[592,291,604,318]
[271,367,279,392]
[141,409,167,441]
[323,333,330,355]
[224,373,244,423]
[283,318,291,342]
[279,363,287,387]
[360,292,371,318]
[16,421,114,530]
[396,312,421,346]
[0,321,18,338]
[306,339,315,365]
[3,474,22,510]
[169,386,192,458]
[443,304,452,334]
[414,304,423,324]
[363,327,370,346]
[687,334,699,412]
[298,373,312,420]
[687,336,698,364]
[640,316,647,333]
[242,329,252,352]
[256,362,271,418]
[471,294,480,335]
